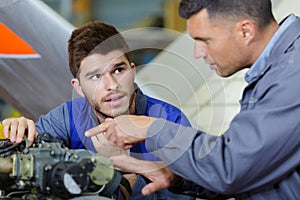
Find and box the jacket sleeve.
[35,103,71,147]
[177,111,191,127]
[165,103,191,127]
[145,70,300,194]
[170,110,191,127]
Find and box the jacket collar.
[245,14,299,84]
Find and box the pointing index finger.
[85,120,110,137]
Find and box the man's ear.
[131,62,136,77]
[71,78,85,97]
[238,20,256,45]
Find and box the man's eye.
[91,74,101,80]
[114,68,123,74]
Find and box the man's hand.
[139,162,182,196]
[111,155,181,196]
[85,115,155,149]
[1,117,38,145]
[91,131,127,157]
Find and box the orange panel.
[0,23,37,55]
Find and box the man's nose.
[102,74,118,91]
[194,43,207,59]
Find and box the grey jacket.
[146,15,300,199]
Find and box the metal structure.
[0,0,299,130]
[0,0,74,120]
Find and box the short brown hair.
[68,21,132,78]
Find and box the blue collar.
[245,14,297,83]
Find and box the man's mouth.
[209,64,217,70]
[103,94,125,105]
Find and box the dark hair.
[178,0,275,29]
[68,21,132,78]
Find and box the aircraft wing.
[0,0,74,120]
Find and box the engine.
[0,133,124,200]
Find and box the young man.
[2,21,193,200]
[88,0,300,199]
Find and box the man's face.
[187,9,249,77]
[76,50,136,118]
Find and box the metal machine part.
[0,133,121,200]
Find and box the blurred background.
[0,0,300,134]
[41,0,186,68]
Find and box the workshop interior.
[0,0,299,132]
[0,0,299,199]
